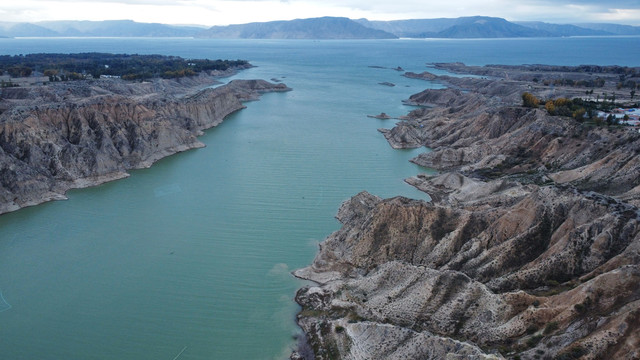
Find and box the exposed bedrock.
[294,64,640,359]
[294,176,640,359]
[0,77,290,214]
[380,79,640,205]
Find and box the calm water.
[0,37,639,359]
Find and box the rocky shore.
[0,71,290,214]
[293,64,640,359]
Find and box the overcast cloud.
[1,0,639,26]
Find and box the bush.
[556,346,587,360]
[543,321,559,335]
[522,92,540,108]
[526,335,544,347]
[545,101,556,115]
[572,108,586,121]
[554,98,570,107]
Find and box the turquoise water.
[0,37,639,359]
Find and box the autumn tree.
[545,100,556,115]
[522,92,540,108]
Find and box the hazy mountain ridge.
[514,21,611,36]
[0,20,203,37]
[574,22,640,35]
[360,16,640,38]
[196,17,397,39]
[358,16,548,38]
[0,17,639,39]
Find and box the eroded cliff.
[293,64,640,359]
[380,66,640,204]
[0,74,290,214]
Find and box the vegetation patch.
[0,53,249,82]
[522,91,638,125]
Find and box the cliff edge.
[0,74,290,214]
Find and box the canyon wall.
[0,75,289,214]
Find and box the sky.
[1,0,639,27]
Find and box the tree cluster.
[541,78,606,88]
[616,80,638,90]
[514,64,639,76]
[0,53,249,81]
[522,92,621,124]
[544,97,588,121]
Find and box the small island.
[367,112,393,119]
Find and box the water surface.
[0,36,638,359]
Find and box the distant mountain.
[0,20,202,37]
[196,17,397,39]
[357,17,640,38]
[515,21,611,36]
[433,17,548,38]
[0,17,638,39]
[572,23,640,35]
[355,18,461,37]
[358,16,550,38]
[0,22,59,37]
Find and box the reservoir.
[0,37,638,359]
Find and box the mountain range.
[1,17,639,39]
[0,20,204,38]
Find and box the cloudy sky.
[1,0,639,26]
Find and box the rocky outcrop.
[0,75,290,214]
[294,176,640,359]
[403,71,437,81]
[380,69,640,204]
[294,64,640,359]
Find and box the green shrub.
[544,321,559,335]
[527,335,544,348]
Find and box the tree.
[631,90,636,99]
[554,98,570,107]
[572,108,586,121]
[43,69,58,77]
[522,92,540,108]
[545,100,556,115]
[7,65,32,77]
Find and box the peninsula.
[293,64,640,359]
[0,53,290,214]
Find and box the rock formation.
[0,73,290,214]
[294,64,640,359]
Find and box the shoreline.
[291,63,640,359]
